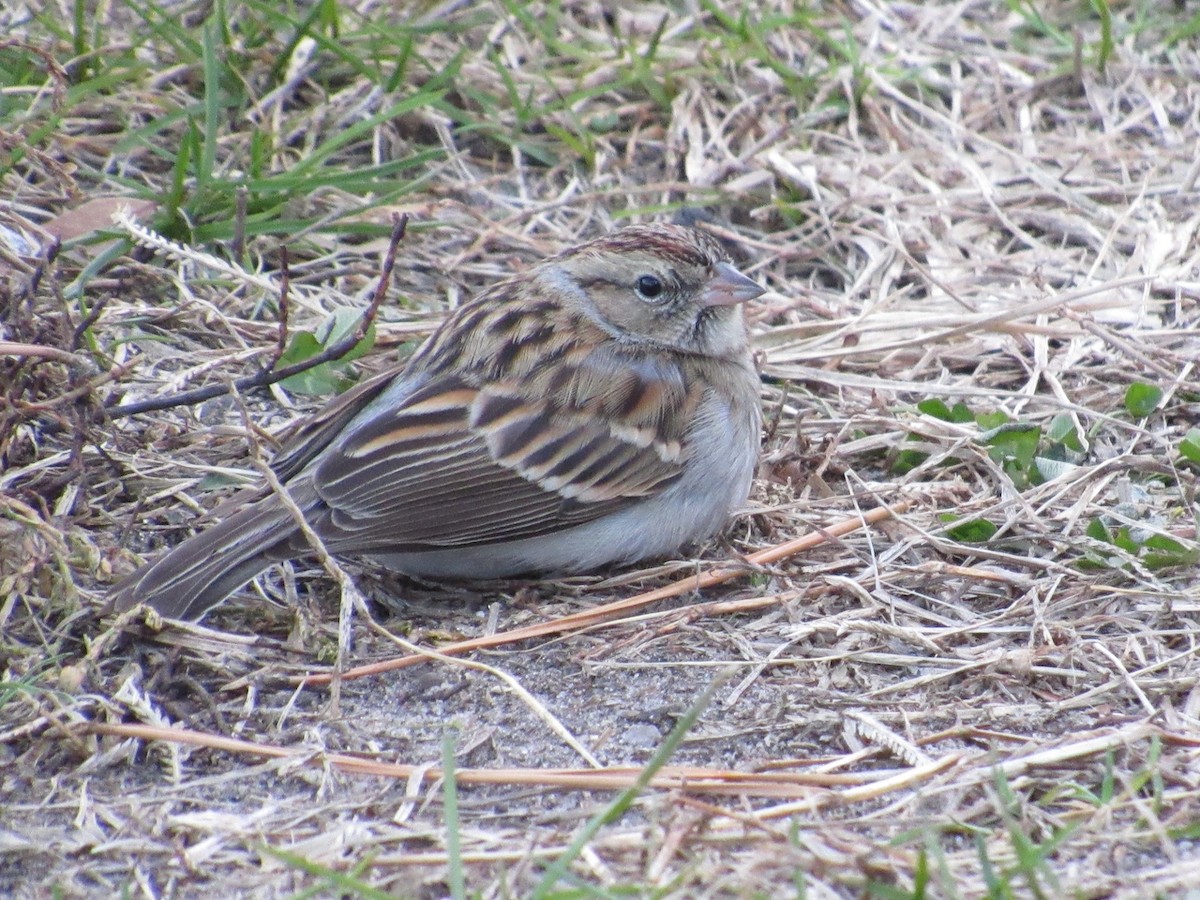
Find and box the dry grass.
[3,0,1200,896]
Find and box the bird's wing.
[306,366,696,552]
[269,364,404,483]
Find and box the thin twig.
[105,214,410,420]
[272,244,291,370]
[0,341,84,366]
[72,293,111,351]
[80,720,896,798]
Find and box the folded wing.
[307,360,696,552]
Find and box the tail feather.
[110,494,298,621]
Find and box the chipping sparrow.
[110,224,764,621]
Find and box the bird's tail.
[109,493,300,622]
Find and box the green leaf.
[1170,823,1200,841]
[985,425,1040,470]
[277,332,338,395]
[940,516,998,542]
[277,330,322,367]
[1034,456,1076,482]
[916,398,975,423]
[1112,526,1139,555]
[890,447,928,475]
[917,398,952,420]
[1143,534,1189,553]
[949,402,975,423]
[975,410,1010,430]
[1142,534,1200,570]
[1046,414,1084,452]
[1124,382,1162,417]
[1180,428,1200,464]
[276,309,375,396]
[320,308,375,363]
[1089,0,1113,73]
[1078,523,1126,568]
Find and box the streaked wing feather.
[270,365,405,481]
[309,375,686,552]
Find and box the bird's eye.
[635,274,664,300]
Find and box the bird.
[109,223,764,622]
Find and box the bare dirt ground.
[3,1,1200,897]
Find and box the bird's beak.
[699,262,765,307]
